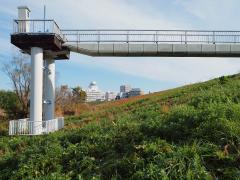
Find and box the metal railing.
[13,19,64,39]
[9,117,64,135]
[62,30,240,44]
[12,19,240,44]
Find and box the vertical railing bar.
[14,121,16,135]
[98,30,100,43]
[153,32,155,43]
[18,121,19,135]
[12,121,14,135]
[185,31,187,44]
[43,20,44,33]
[16,121,18,135]
[33,20,35,33]
[18,121,23,134]
[13,21,15,33]
[11,121,13,135]
[213,31,215,44]
[156,31,158,44]
[9,121,11,135]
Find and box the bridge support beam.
[30,47,43,135]
[43,58,55,121]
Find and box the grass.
[1,74,240,179]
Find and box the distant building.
[105,91,117,101]
[120,85,132,93]
[86,81,105,102]
[84,82,145,102]
[117,85,144,99]
[119,85,132,99]
[128,88,144,97]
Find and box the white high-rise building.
[86,81,105,102]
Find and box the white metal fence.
[13,19,240,44]
[13,19,64,39]
[9,117,64,135]
[62,30,240,44]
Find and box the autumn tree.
[72,86,87,103]
[2,53,31,117]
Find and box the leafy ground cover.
[1,74,240,179]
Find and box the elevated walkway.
[62,30,240,57]
[11,20,240,58]
[66,43,240,57]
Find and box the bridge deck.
[64,43,240,57]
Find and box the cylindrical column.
[30,47,43,135]
[43,59,55,120]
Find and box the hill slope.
[1,74,240,179]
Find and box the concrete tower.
[11,7,69,134]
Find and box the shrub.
[0,90,20,119]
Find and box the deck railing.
[62,30,240,44]
[13,19,64,39]
[12,19,240,44]
[9,117,64,135]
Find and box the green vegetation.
[0,90,20,119]
[1,74,240,179]
[0,91,21,136]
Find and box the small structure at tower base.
[9,117,64,136]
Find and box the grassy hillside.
[1,74,240,179]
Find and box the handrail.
[12,19,240,44]
[62,29,240,32]
[13,19,64,40]
[62,30,240,44]
[14,19,56,22]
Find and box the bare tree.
[55,85,87,116]
[72,86,86,103]
[2,53,31,117]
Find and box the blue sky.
[1,0,240,92]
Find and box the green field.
[1,74,240,179]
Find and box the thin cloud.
[176,0,240,29]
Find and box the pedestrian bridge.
[63,30,240,57]
[12,19,240,58]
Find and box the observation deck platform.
[11,20,70,59]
